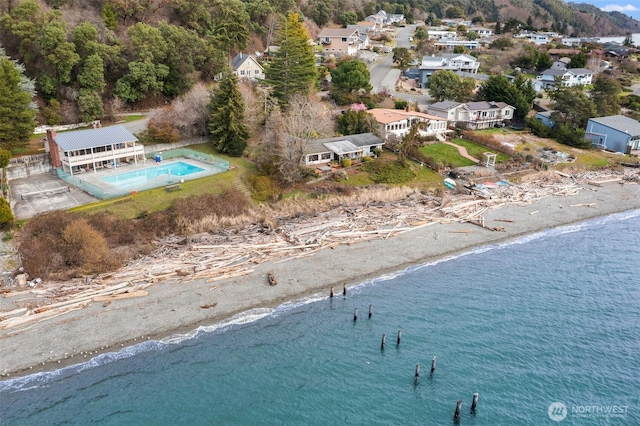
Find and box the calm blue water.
[1,211,639,425]
[101,161,204,188]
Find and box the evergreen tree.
[0,57,36,149]
[265,13,317,107]
[337,110,379,136]
[208,72,249,157]
[591,75,621,117]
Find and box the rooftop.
[368,108,446,124]
[52,126,138,151]
[589,115,640,135]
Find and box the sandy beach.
[1,172,639,378]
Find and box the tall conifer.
[265,13,317,107]
[208,72,249,157]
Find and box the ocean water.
[1,211,639,425]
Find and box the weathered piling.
[368,304,373,318]
[353,308,358,322]
[415,363,420,378]
[397,330,402,345]
[343,284,347,296]
[454,400,462,422]
[470,393,478,415]
[430,356,436,374]
[330,287,334,298]
[381,334,386,350]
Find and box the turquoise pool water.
[100,161,205,188]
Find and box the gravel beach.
[1,177,639,378]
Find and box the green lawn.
[419,144,477,167]
[123,114,147,122]
[451,139,510,163]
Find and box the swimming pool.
[101,161,205,188]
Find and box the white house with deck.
[45,125,145,176]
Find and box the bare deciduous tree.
[260,94,334,185]
[153,82,210,138]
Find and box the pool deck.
[75,158,206,189]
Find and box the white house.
[417,53,479,87]
[536,67,593,89]
[468,27,493,38]
[231,53,265,80]
[426,30,459,40]
[368,108,449,140]
[434,39,480,51]
[586,115,640,153]
[303,133,384,165]
[428,101,515,129]
[45,125,145,175]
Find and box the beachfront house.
[45,125,145,176]
[232,53,265,80]
[428,101,515,129]
[585,115,640,153]
[303,133,384,165]
[367,108,449,140]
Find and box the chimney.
[46,129,62,168]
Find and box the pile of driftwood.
[1,169,636,330]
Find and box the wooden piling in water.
[330,287,334,298]
[381,334,386,350]
[368,304,373,318]
[470,393,478,415]
[430,356,436,374]
[397,330,402,345]
[454,400,462,422]
[415,363,420,378]
[353,308,358,322]
[343,284,347,296]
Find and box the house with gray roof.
[586,115,640,153]
[232,53,264,80]
[428,101,515,129]
[303,133,384,165]
[536,67,593,89]
[45,125,144,176]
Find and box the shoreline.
[1,176,639,380]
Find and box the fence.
[56,148,230,200]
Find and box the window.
[309,154,319,162]
[342,37,347,42]
[321,153,331,160]
[240,70,245,75]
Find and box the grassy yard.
[451,139,510,163]
[419,143,477,167]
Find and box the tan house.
[368,108,449,140]
[232,53,265,80]
[318,28,360,56]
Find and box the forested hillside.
[1,0,639,134]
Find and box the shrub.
[0,198,13,227]
[362,156,373,162]
[341,158,352,167]
[248,175,280,202]
[525,116,551,138]
[372,147,382,157]
[394,100,408,110]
